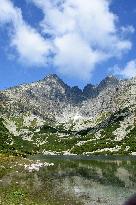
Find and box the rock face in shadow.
[83,83,97,98]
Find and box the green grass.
[0,106,135,156]
[0,155,82,205]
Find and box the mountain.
[0,74,136,156]
[97,75,119,91]
[0,74,120,120]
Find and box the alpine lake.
[0,154,136,205]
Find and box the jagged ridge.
[0,74,136,156]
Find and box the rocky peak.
[83,84,96,98]
[43,74,70,91]
[69,86,84,103]
[71,86,82,95]
[44,74,60,81]
[43,74,65,85]
[97,75,119,91]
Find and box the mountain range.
[0,74,136,156]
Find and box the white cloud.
[11,24,51,66]
[0,0,51,66]
[0,0,134,80]
[54,33,107,79]
[28,0,132,79]
[0,0,21,24]
[112,60,136,79]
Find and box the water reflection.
[35,156,136,204]
[1,156,136,205]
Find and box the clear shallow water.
[1,155,136,205]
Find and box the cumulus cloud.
[112,60,136,79]
[54,33,107,79]
[28,0,132,79]
[0,0,134,80]
[11,24,51,66]
[0,0,21,24]
[0,0,51,66]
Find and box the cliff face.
[0,74,136,155]
[0,74,121,120]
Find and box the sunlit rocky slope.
[0,74,136,155]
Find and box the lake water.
[0,155,136,205]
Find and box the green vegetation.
[0,118,39,156]
[0,118,13,153]
[0,106,135,156]
[0,155,82,205]
[1,154,136,205]
[123,127,136,153]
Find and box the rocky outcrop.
[0,74,135,124]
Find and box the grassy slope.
[0,107,136,156]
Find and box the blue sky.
[0,0,136,90]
